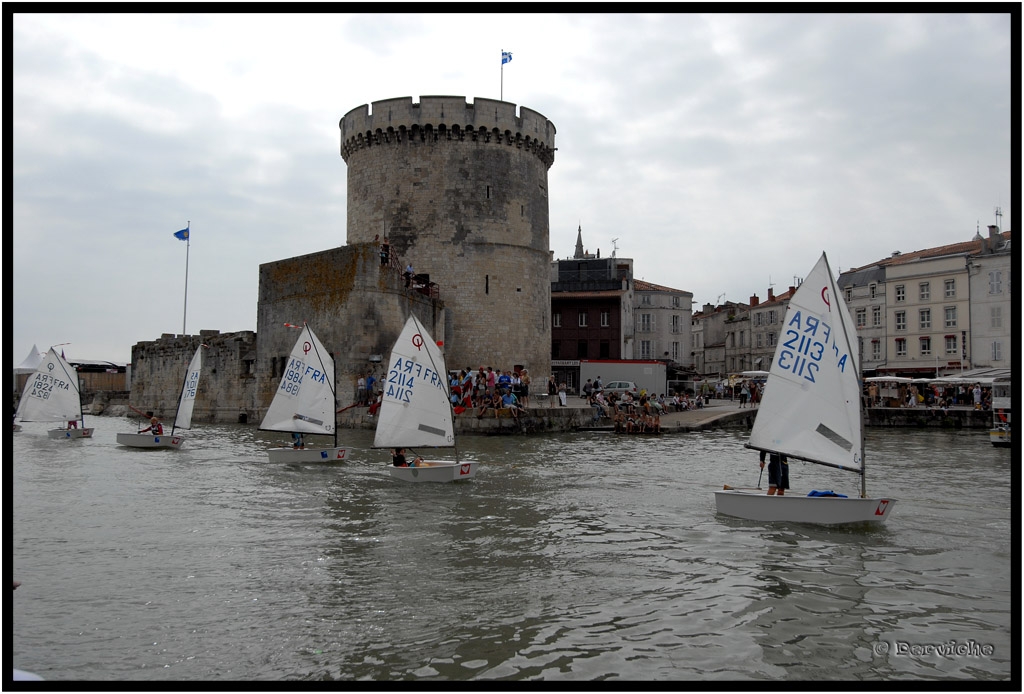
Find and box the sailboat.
[714,253,896,525]
[116,344,205,449]
[989,375,1011,448]
[373,314,477,483]
[259,323,348,463]
[15,347,95,439]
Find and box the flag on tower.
[502,51,512,65]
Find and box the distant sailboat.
[16,347,94,439]
[259,323,348,463]
[373,314,478,482]
[116,344,205,449]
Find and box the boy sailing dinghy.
[374,315,477,483]
[715,252,895,525]
[259,323,348,463]
[116,344,205,449]
[15,347,94,439]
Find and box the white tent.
[14,344,43,374]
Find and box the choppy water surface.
[11,418,1013,683]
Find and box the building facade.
[838,228,1012,376]
[966,225,1012,368]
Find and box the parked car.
[601,380,638,397]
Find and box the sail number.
[27,373,70,400]
[385,356,446,403]
[278,358,328,397]
[182,370,200,398]
[777,310,850,383]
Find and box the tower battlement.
[340,96,556,168]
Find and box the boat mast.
[170,359,189,437]
[303,323,338,448]
[824,253,868,498]
[410,314,459,464]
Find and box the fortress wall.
[128,330,257,424]
[256,243,443,418]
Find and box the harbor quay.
[21,383,993,436]
[332,396,994,435]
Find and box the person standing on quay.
[558,381,568,407]
[548,375,558,408]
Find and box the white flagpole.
[182,221,190,335]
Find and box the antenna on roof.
[995,206,1002,229]
[611,238,619,257]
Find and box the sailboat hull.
[47,428,94,439]
[389,461,478,483]
[989,428,1011,447]
[714,489,895,525]
[116,433,185,449]
[267,447,348,463]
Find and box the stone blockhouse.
[340,96,556,378]
[128,330,256,423]
[255,242,444,419]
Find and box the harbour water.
[11,418,1014,683]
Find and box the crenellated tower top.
[340,96,556,168]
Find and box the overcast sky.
[12,11,1014,364]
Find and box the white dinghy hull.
[47,427,94,440]
[989,427,1011,448]
[267,447,348,463]
[116,433,185,449]
[388,461,477,483]
[714,489,895,525]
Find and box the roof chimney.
[767,288,775,302]
[749,294,759,307]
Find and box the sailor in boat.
[291,432,305,449]
[391,448,423,467]
[140,416,163,436]
[758,450,789,496]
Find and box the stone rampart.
[256,243,444,421]
[127,330,257,423]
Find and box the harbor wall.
[255,242,443,422]
[865,406,993,429]
[122,330,258,423]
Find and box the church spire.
[574,224,585,259]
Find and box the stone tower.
[339,96,556,377]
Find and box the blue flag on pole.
[174,227,189,241]
[502,51,512,65]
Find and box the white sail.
[749,253,863,471]
[373,315,454,449]
[173,345,204,431]
[259,325,336,436]
[16,348,84,423]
